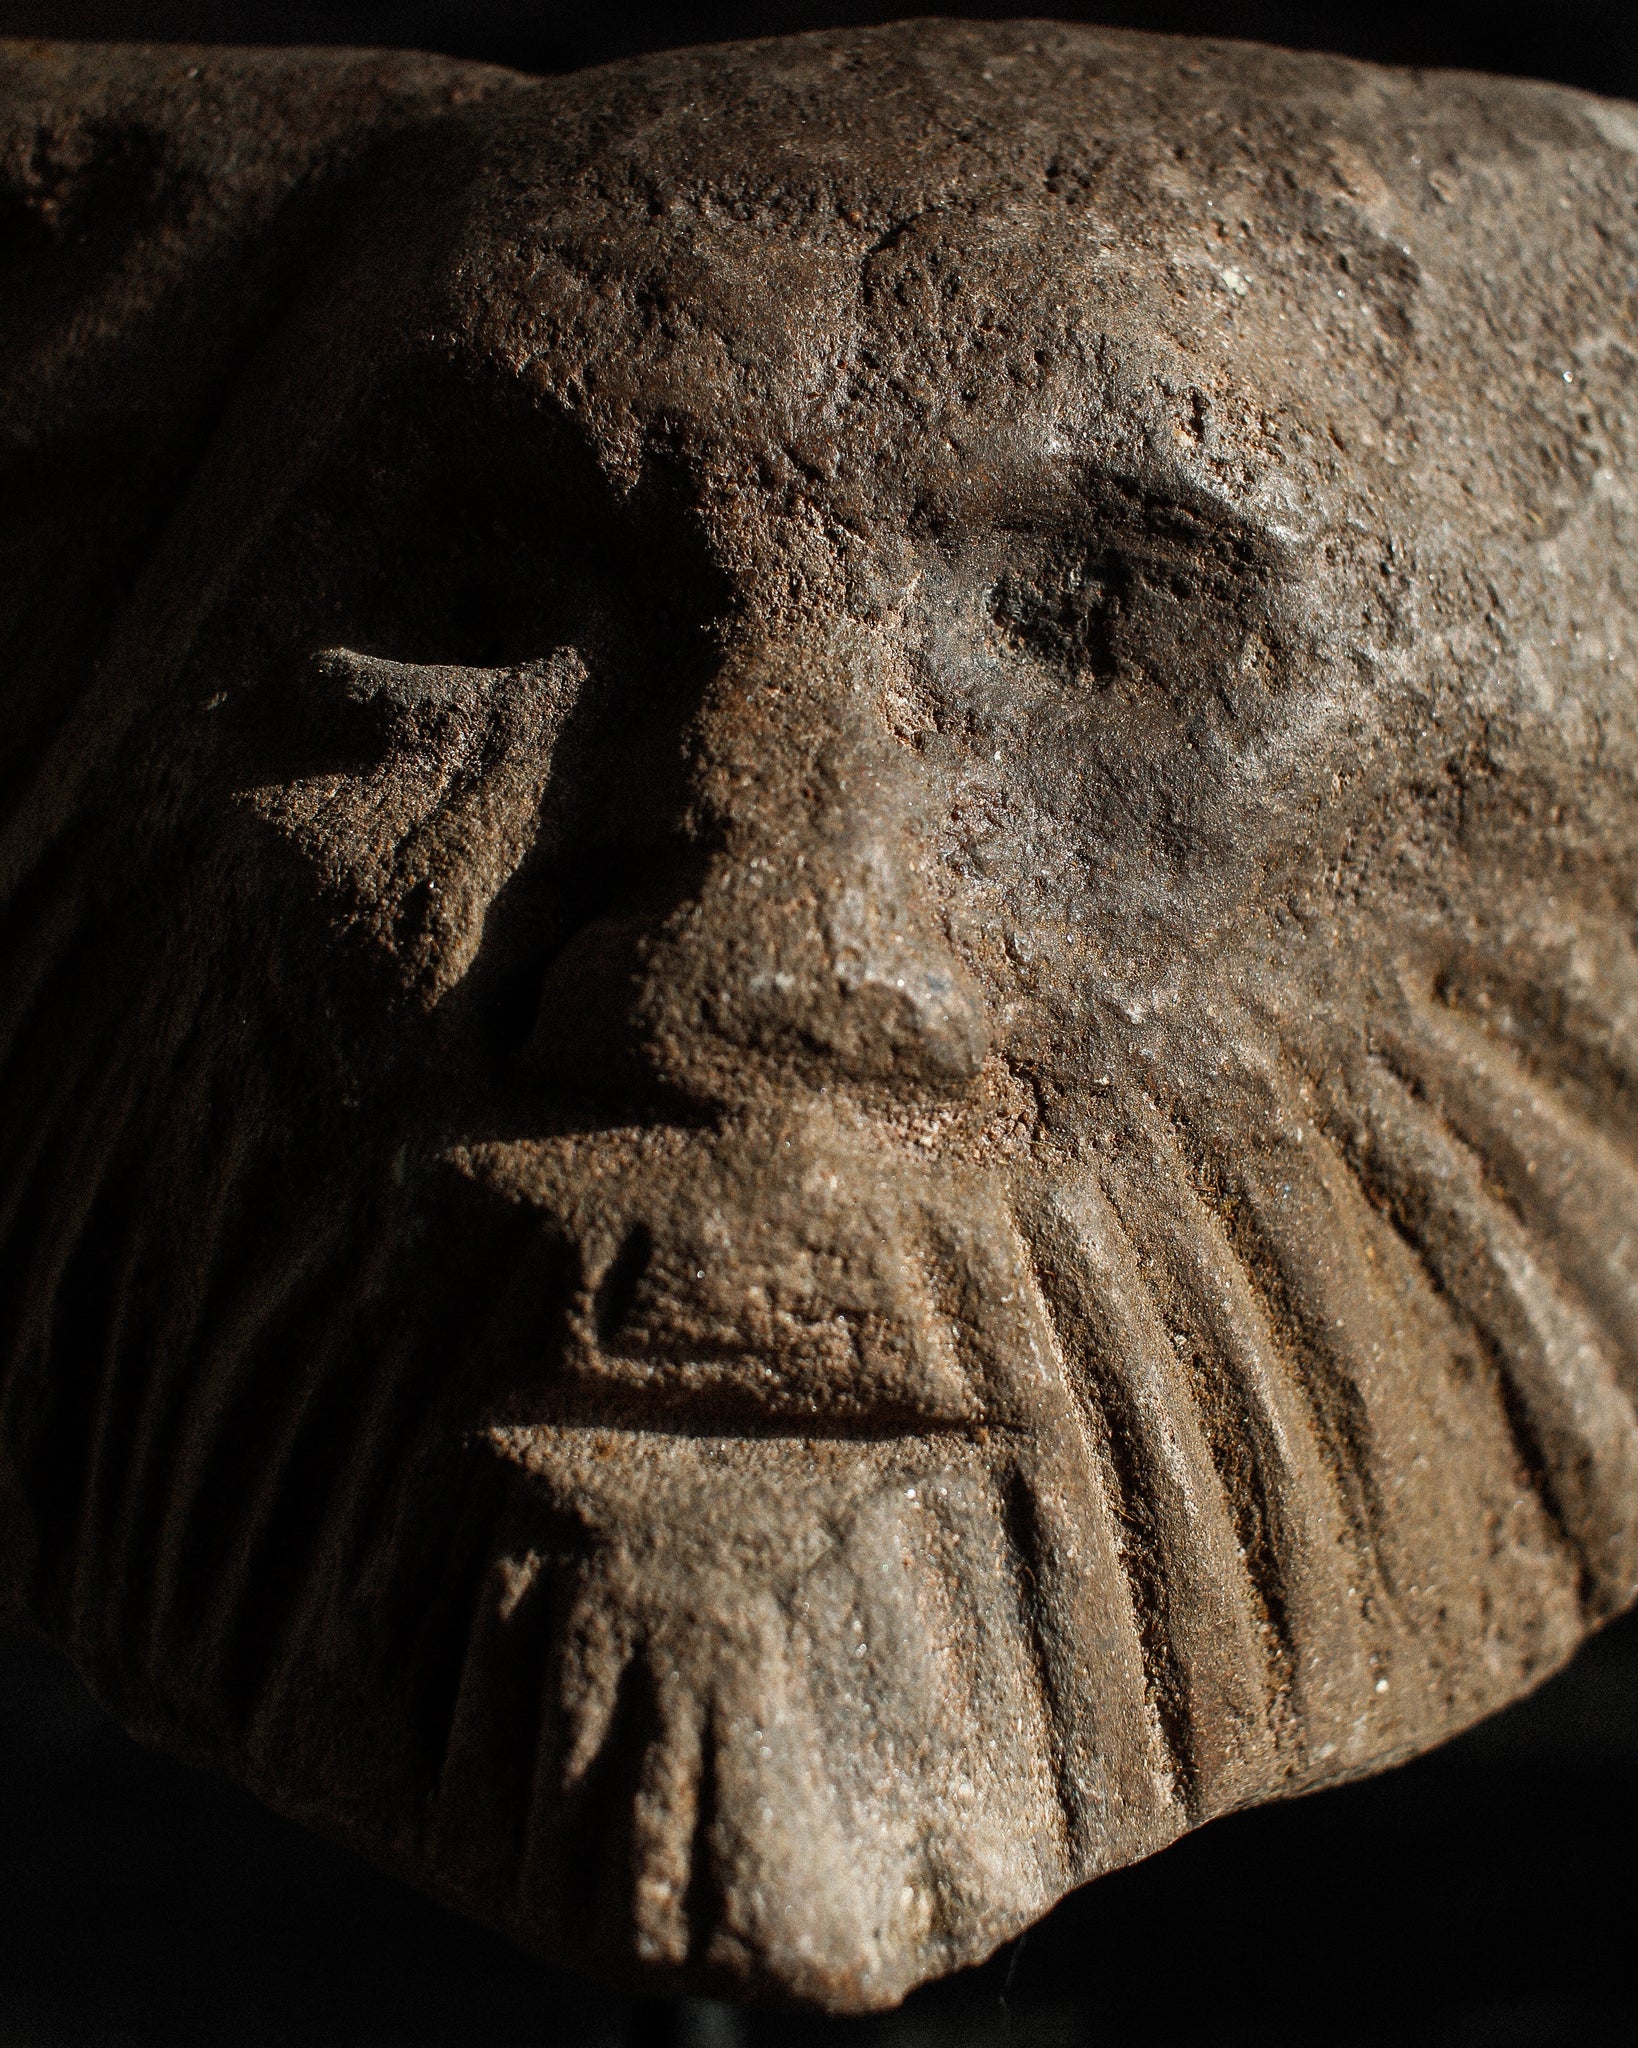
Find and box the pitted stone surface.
[4,22,1638,2010]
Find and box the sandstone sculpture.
[4,20,1638,2010]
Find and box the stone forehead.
[335,19,1626,560]
[474,17,1582,230]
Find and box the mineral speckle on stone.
[4,19,1638,2012]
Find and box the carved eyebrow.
[907,443,1295,580]
[907,439,1088,536]
[307,647,490,719]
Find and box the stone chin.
[3,20,1638,2012]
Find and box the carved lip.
[482,1273,994,1441]
[544,1318,987,1438]
[523,1376,996,1441]
[455,1125,1018,1437]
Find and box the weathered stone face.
[5,22,1638,2011]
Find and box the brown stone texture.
[4,17,1638,2012]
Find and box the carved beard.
[4,24,1638,2014]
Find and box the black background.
[5,2,1638,102]
[2,3,1636,2043]
[2,1614,1635,2045]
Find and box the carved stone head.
[4,23,1638,2009]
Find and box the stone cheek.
[2,20,1638,2013]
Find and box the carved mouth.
[452,1118,1024,1439]
[544,1216,989,1437]
[529,1380,990,1440]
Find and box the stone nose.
[638,626,993,1101]
[526,624,992,1108]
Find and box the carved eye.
[246,646,588,1008]
[985,510,1299,713]
[988,556,1129,682]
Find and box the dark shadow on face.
[207,355,738,1121]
